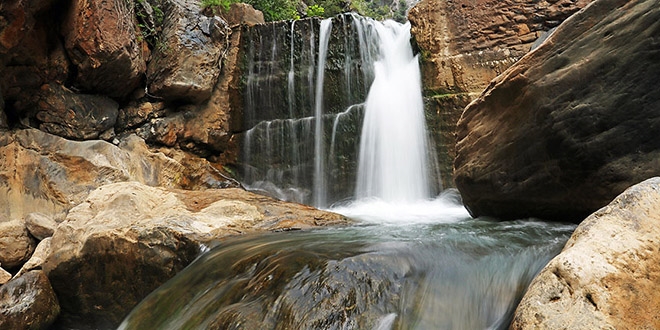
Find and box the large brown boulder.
[0,270,60,330]
[43,181,349,329]
[147,0,229,103]
[454,0,660,221]
[0,219,36,269]
[62,0,145,98]
[0,129,236,222]
[511,177,660,329]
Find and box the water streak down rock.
[454,0,660,222]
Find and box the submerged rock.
[511,177,660,329]
[43,181,349,329]
[454,0,660,221]
[0,270,60,330]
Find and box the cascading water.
[356,20,431,202]
[119,14,577,330]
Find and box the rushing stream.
[119,192,575,329]
[120,14,576,330]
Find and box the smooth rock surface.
[44,181,349,329]
[0,270,60,330]
[454,0,660,221]
[62,0,145,98]
[0,220,36,269]
[511,177,660,329]
[0,266,11,285]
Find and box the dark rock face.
[146,0,229,104]
[454,0,660,222]
[62,0,146,99]
[34,84,119,140]
[0,270,60,330]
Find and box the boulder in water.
[43,181,349,329]
[0,270,60,330]
[511,176,660,329]
[454,0,660,222]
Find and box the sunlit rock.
[15,237,51,279]
[24,213,58,241]
[511,177,660,329]
[454,0,660,221]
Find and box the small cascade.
[356,21,431,202]
[240,14,436,207]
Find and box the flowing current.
[119,15,575,330]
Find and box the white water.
[313,18,333,208]
[355,20,431,203]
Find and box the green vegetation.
[306,4,325,17]
[199,0,409,22]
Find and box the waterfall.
[355,21,431,202]
[313,19,333,208]
[239,14,438,207]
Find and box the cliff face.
[409,0,591,188]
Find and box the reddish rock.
[223,3,265,26]
[62,0,145,98]
[454,0,660,221]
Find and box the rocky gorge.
[1,0,660,328]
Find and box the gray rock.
[0,270,60,330]
[511,176,660,329]
[147,0,229,103]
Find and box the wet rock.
[24,213,57,240]
[454,0,660,221]
[0,129,235,222]
[511,177,660,329]
[147,0,229,103]
[0,270,60,330]
[0,220,36,269]
[15,237,51,278]
[43,181,349,329]
[33,84,118,140]
[62,0,145,98]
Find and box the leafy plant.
[306,4,325,17]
